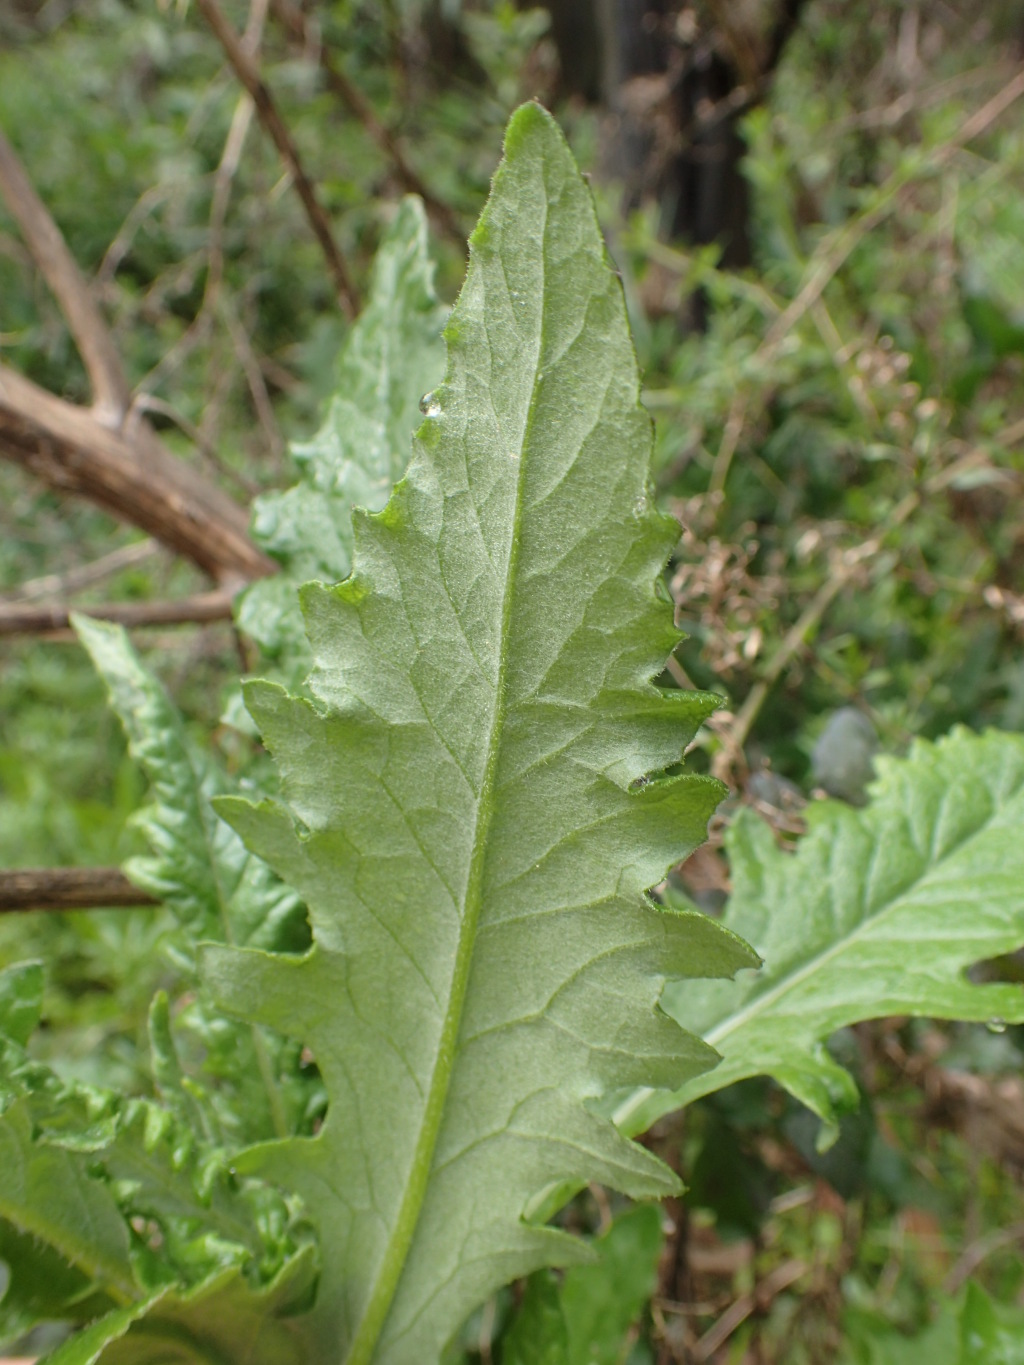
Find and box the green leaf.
[0,961,44,1046]
[843,1284,1024,1365]
[502,1208,664,1365]
[620,727,1024,1136]
[560,1206,663,1365]
[841,1304,959,1365]
[0,1220,116,1346]
[236,195,447,676]
[38,1291,169,1365]
[959,1281,1024,1365]
[0,1024,312,1332]
[38,1251,318,1365]
[202,103,754,1365]
[73,614,311,1145]
[73,614,305,956]
[502,1274,569,1365]
[0,1094,136,1304]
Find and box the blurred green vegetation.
[2,1,1024,1360]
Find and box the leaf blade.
[627,727,1024,1134]
[72,614,303,956]
[237,194,447,676]
[205,102,753,1365]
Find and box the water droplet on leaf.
[419,391,441,417]
[987,1018,1007,1034]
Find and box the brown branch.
[131,0,267,421]
[268,0,464,246]
[0,867,158,914]
[0,128,131,426]
[0,589,236,637]
[0,124,275,584]
[0,362,274,584]
[197,0,360,319]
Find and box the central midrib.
[342,204,550,1365]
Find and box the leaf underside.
[237,195,447,681]
[203,103,754,1365]
[621,727,1024,1136]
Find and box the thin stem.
[197,0,360,319]
[5,539,160,604]
[0,589,236,637]
[269,0,464,246]
[0,867,158,914]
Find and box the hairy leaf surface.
[620,728,1024,1136]
[236,195,447,677]
[203,103,754,1365]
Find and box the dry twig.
[0,128,130,425]
[131,0,266,411]
[4,540,160,604]
[693,1258,807,1361]
[0,362,272,583]
[0,867,158,915]
[0,588,236,638]
[708,62,1024,496]
[269,0,463,245]
[197,0,360,318]
[0,124,272,583]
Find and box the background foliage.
[2,1,1024,1361]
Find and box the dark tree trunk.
[667,40,752,269]
[541,0,810,298]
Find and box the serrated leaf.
[73,615,311,1145]
[0,1027,312,1341]
[73,614,305,956]
[147,991,218,1142]
[201,103,754,1365]
[0,1220,116,1346]
[236,195,447,676]
[38,1291,169,1365]
[0,1094,136,1303]
[620,727,1024,1136]
[37,1248,318,1365]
